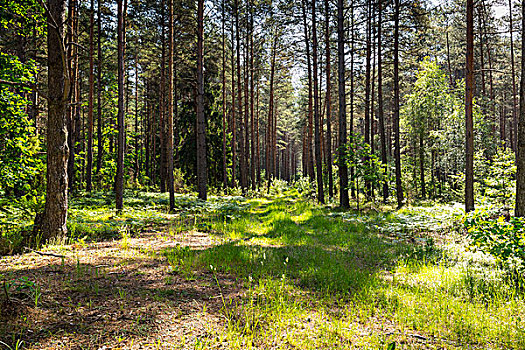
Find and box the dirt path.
[0,228,239,350]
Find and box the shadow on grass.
[0,253,236,349]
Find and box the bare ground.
[0,228,240,350]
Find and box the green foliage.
[0,0,45,37]
[475,147,516,207]
[464,210,525,273]
[0,53,42,195]
[341,132,385,195]
[401,58,496,201]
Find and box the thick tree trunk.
[465,0,475,212]
[515,0,525,216]
[337,0,349,208]
[115,0,126,210]
[40,0,69,239]
[196,0,207,200]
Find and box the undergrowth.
[2,190,525,349]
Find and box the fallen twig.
[26,248,66,258]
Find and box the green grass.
[161,193,525,349]
[3,189,525,349]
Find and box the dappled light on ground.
[1,192,524,349]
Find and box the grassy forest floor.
[1,189,525,349]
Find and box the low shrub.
[464,209,525,275]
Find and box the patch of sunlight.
[291,209,313,224]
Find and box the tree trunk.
[515,0,525,216]
[256,84,261,186]
[337,0,349,208]
[250,4,256,191]
[302,0,315,181]
[509,0,518,152]
[324,0,333,199]
[243,26,250,191]
[134,49,139,181]
[477,4,485,97]
[167,0,175,209]
[87,0,94,192]
[67,0,77,192]
[465,0,475,212]
[115,0,126,210]
[159,0,166,192]
[312,0,324,204]
[196,0,207,200]
[364,0,372,197]
[267,35,276,191]
[230,18,236,187]
[222,0,228,188]
[393,0,403,208]
[377,0,388,202]
[446,31,453,87]
[96,0,103,176]
[349,0,355,198]
[419,133,425,198]
[39,0,69,239]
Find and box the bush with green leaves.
[464,209,525,274]
[341,132,385,198]
[474,146,515,207]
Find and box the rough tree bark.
[324,0,333,199]
[115,0,126,210]
[515,0,525,216]
[337,0,349,208]
[393,0,403,208]
[302,0,315,181]
[509,0,518,152]
[39,0,69,239]
[196,0,207,200]
[222,0,228,188]
[230,18,236,187]
[167,0,175,209]
[312,0,324,204]
[87,0,94,191]
[465,0,475,212]
[96,0,103,175]
[377,0,388,202]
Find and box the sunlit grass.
[160,192,525,349]
[3,188,525,349]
